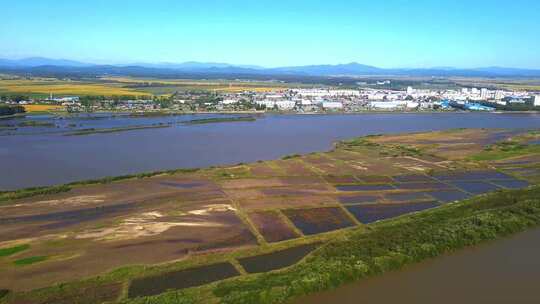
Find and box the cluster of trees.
[0,95,30,102]
[478,100,540,111]
[0,105,25,116]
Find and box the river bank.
[2,112,540,190]
[294,226,540,304]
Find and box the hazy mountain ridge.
[1,58,539,77]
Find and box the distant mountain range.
[1,57,540,78]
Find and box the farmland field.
[0,76,308,97]
[0,78,151,97]
[101,76,304,93]
[22,104,63,112]
[0,128,539,304]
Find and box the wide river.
[1,112,539,190]
[295,227,540,304]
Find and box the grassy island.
[0,128,539,304]
[183,116,257,125]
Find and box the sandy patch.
[0,195,106,209]
[76,205,236,241]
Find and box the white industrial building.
[292,89,360,97]
[480,88,489,100]
[221,99,239,105]
[533,95,540,106]
[256,99,296,110]
[369,101,407,109]
[265,94,285,100]
[322,101,343,109]
[275,100,296,110]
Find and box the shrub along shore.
[0,168,201,205]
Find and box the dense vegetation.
[13,256,48,266]
[64,124,169,136]
[0,185,71,205]
[471,141,540,161]
[0,105,25,116]
[0,244,29,257]
[119,186,540,304]
[478,100,540,111]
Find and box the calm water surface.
[295,227,540,304]
[1,113,539,190]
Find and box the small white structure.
[322,101,343,109]
[480,88,489,100]
[369,101,407,109]
[406,102,419,108]
[533,95,540,107]
[299,99,313,106]
[265,94,285,100]
[54,96,80,102]
[494,90,504,100]
[221,99,239,105]
[255,100,275,108]
[256,99,295,110]
[274,100,296,110]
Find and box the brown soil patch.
[248,162,280,177]
[239,195,337,211]
[249,211,299,242]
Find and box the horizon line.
[1,56,540,71]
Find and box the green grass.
[0,185,71,205]
[470,141,540,161]
[64,124,170,136]
[0,289,9,300]
[281,154,301,160]
[16,121,55,128]
[13,256,48,266]
[0,244,29,257]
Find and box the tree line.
[0,105,26,116]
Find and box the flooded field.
[248,211,299,243]
[128,262,239,298]
[283,207,355,235]
[238,243,319,273]
[2,112,540,190]
[7,282,122,304]
[346,201,440,224]
[295,227,540,304]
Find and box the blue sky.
[1,0,539,68]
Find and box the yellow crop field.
[0,79,151,96]
[102,76,295,92]
[23,104,63,112]
[214,86,288,93]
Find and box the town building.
[369,101,407,109]
[322,101,343,110]
[533,95,540,107]
[221,99,239,105]
[480,88,489,100]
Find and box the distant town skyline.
[2,0,540,69]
